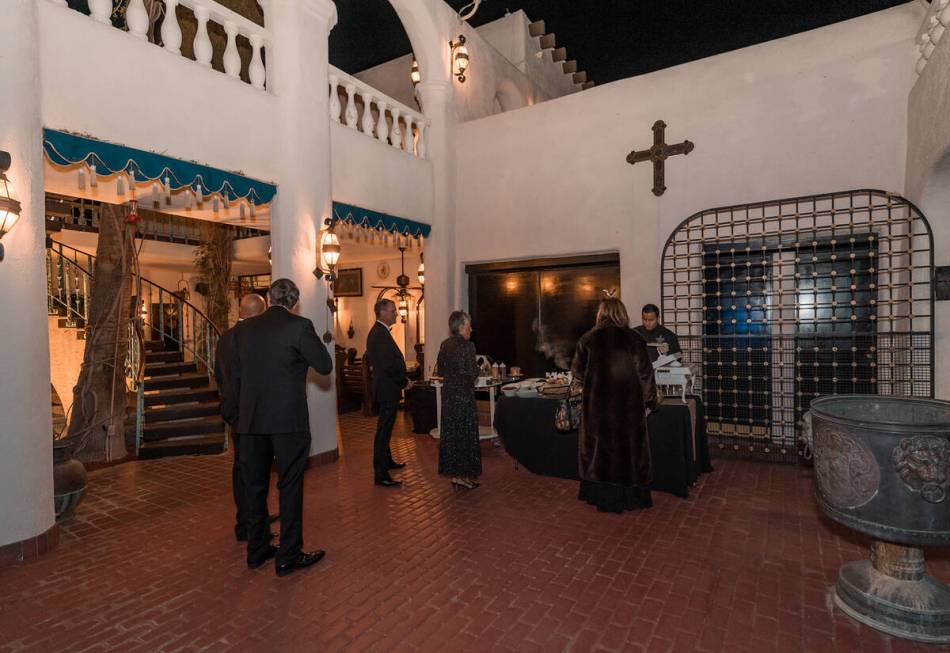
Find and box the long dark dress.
[571,325,658,513]
[436,335,482,477]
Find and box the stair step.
[143,387,219,407]
[137,434,226,459]
[144,340,168,352]
[145,351,184,364]
[140,416,224,441]
[145,402,221,423]
[76,329,87,340]
[57,317,85,329]
[144,361,198,377]
[143,373,210,391]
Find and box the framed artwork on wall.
[335,268,363,297]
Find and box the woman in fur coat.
[570,297,658,513]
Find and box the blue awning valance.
[42,128,277,204]
[331,201,431,238]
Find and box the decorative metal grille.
[661,190,934,463]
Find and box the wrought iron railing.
[47,240,221,453]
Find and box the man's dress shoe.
[387,461,406,470]
[247,545,278,569]
[374,476,401,487]
[276,550,326,577]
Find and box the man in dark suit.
[228,278,333,577]
[214,292,275,543]
[365,298,410,487]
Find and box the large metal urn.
[811,395,950,643]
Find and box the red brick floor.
[2,412,949,653]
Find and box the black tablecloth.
[406,385,438,434]
[494,395,712,498]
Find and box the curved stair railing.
[47,240,222,455]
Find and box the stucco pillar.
[264,0,338,457]
[0,0,56,552]
[416,80,457,362]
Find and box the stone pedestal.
[835,541,950,643]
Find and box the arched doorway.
[661,189,934,462]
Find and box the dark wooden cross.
[626,120,694,197]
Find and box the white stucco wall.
[355,11,578,124]
[330,124,433,225]
[455,5,921,330]
[1,0,55,548]
[907,12,950,399]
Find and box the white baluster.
[390,108,403,149]
[249,34,265,89]
[361,93,376,135]
[375,101,389,143]
[406,119,417,156]
[193,5,213,68]
[89,0,112,24]
[126,0,149,40]
[329,75,342,123]
[223,22,241,78]
[344,84,358,128]
[161,0,182,55]
[416,121,427,159]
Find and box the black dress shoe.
[247,545,278,569]
[374,476,402,487]
[387,461,406,470]
[276,550,326,577]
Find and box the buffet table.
[494,395,712,498]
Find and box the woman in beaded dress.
[436,311,482,490]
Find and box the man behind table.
[633,303,681,363]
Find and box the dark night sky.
[330,0,913,84]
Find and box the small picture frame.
[334,268,363,297]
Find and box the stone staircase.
[134,339,226,459]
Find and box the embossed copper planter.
[811,395,950,643]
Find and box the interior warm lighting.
[504,278,519,293]
[450,35,469,83]
[398,297,409,319]
[417,254,425,285]
[410,57,421,87]
[0,150,23,263]
[320,229,341,271]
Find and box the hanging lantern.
[163,176,171,204]
[126,198,139,224]
[418,254,425,285]
[398,296,409,321]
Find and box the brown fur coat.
[571,325,658,486]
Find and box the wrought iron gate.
[661,190,934,463]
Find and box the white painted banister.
[328,65,429,160]
[51,0,271,90]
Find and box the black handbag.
[555,395,582,432]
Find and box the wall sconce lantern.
[410,56,421,87]
[0,151,23,263]
[450,35,469,83]
[417,253,425,286]
[320,228,341,277]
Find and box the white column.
[0,0,55,549]
[264,0,338,457]
[416,80,457,362]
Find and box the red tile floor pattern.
[1,412,949,653]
